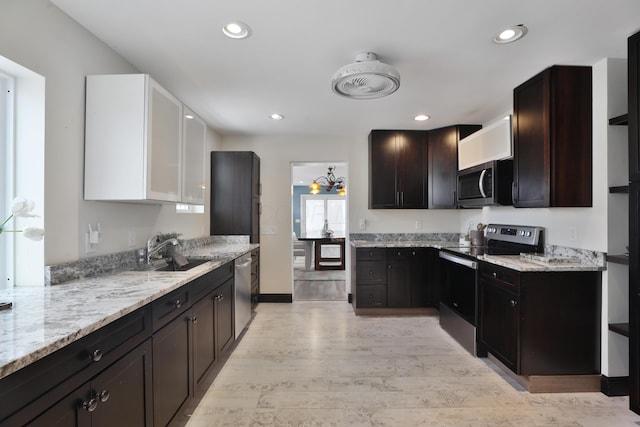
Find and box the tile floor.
[293,257,346,301]
[185,301,640,426]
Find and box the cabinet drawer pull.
[492,272,498,278]
[99,389,110,403]
[397,251,401,256]
[368,270,375,275]
[174,299,182,309]
[82,396,98,412]
[510,300,517,307]
[369,251,375,256]
[91,349,103,362]
[369,294,375,299]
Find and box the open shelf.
[609,114,629,126]
[609,185,630,194]
[609,323,630,337]
[608,254,629,265]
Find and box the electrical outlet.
[415,220,423,230]
[128,231,136,247]
[85,233,96,253]
[263,225,277,235]
[359,219,366,230]
[568,226,578,241]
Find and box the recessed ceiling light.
[270,113,284,120]
[222,21,251,39]
[414,114,430,121]
[493,25,528,44]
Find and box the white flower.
[10,197,38,217]
[22,227,45,241]
[0,197,44,240]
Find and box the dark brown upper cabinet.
[428,125,481,209]
[369,130,428,209]
[512,65,593,208]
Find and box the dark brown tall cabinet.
[628,29,640,415]
[210,151,261,243]
[428,125,481,208]
[512,65,592,207]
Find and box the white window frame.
[300,194,345,236]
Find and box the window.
[0,55,45,288]
[300,194,345,236]
[0,72,14,288]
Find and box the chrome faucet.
[146,235,180,264]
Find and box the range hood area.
[458,116,513,170]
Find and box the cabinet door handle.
[512,182,518,203]
[82,396,98,412]
[91,349,103,362]
[174,299,182,309]
[412,250,416,256]
[368,270,375,275]
[369,294,375,299]
[191,316,198,324]
[492,272,498,278]
[98,389,110,403]
[397,251,401,257]
[510,300,517,307]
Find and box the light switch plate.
[263,225,277,235]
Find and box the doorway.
[291,162,348,301]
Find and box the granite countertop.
[478,253,606,272]
[0,242,257,381]
[350,240,460,249]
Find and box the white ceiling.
[52,0,640,140]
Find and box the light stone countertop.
[478,254,605,272]
[0,242,257,381]
[350,240,460,249]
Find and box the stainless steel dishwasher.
[234,253,252,339]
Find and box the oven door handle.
[478,169,487,198]
[439,251,478,270]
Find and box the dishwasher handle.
[235,259,252,269]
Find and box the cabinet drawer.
[479,262,519,292]
[191,261,234,302]
[356,261,387,284]
[386,247,414,260]
[357,248,385,261]
[0,307,151,424]
[356,285,387,308]
[152,286,191,331]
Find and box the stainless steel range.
[438,224,544,355]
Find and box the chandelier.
[309,167,346,195]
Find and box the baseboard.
[354,307,439,316]
[601,375,629,396]
[259,293,293,303]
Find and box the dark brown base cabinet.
[352,247,438,310]
[0,262,236,427]
[512,65,592,208]
[478,262,601,376]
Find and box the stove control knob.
[525,231,531,237]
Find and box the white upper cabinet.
[458,116,513,170]
[85,74,183,202]
[181,107,206,205]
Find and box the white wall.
[0,0,220,266]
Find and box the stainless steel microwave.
[456,160,513,208]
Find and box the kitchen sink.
[132,257,212,272]
[153,257,211,271]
